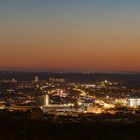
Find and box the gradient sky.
[0,0,140,72]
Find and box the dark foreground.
[0,114,140,140]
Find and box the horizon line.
[0,69,140,74]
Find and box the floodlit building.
[49,78,65,83]
[45,94,49,106]
[35,76,39,83]
[129,98,140,107]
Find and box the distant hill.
[0,71,140,88]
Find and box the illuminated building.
[35,76,39,83]
[45,94,49,106]
[49,78,65,83]
[115,98,128,106]
[129,98,140,107]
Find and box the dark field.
[0,118,140,140]
[0,112,140,140]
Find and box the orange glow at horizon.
[0,35,140,72]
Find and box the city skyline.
[0,0,140,72]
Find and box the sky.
[0,0,140,72]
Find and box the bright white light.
[78,102,82,105]
[129,98,140,107]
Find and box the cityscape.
[0,72,140,139]
[1,73,140,117]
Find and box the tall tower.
[35,76,39,83]
[45,94,49,106]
